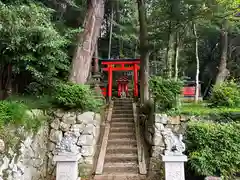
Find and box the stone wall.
[48,110,102,178]
[145,114,188,156]
[0,124,49,180]
[0,109,102,180]
[144,113,189,180]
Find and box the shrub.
[53,83,104,112]
[210,80,240,107]
[186,121,240,178]
[149,76,183,111]
[0,101,46,132]
[0,101,47,153]
[0,101,28,128]
[7,95,53,110]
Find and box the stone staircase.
[94,98,146,180]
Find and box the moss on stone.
[78,164,93,178]
[147,157,165,180]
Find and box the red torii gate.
[101,58,140,98]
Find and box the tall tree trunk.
[174,31,179,81]
[193,23,200,103]
[108,2,114,59]
[134,42,138,58]
[215,19,229,85]
[137,0,150,104]
[115,0,120,57]
[69,0,105,84]
[93,42,99,74]
[165,21,175,78]
[153,42,157,76]
[166,0,180,79]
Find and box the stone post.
[161,155,187,180]
[93,58,99,74]
[53,152,81,180]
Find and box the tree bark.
[165,21,175,78]
[108,2,114,59]
[215,20,229,85]
[174,31,179,81]
[137,0,150,104]
[115,0,120,57]
[193,23,200,103]
[93,42,99,74]
[69,0,105,84]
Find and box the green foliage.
[53,83,104,112]
[169,102,240,116]
[186,121,240,178]
[210,80,240,107]
[0,101,46,132]
[4,82,105,113]
[0,2,72,85]
[0,101,28,128]
[0,99,47,153]
[149,76,183,111]
[7,95,53,110]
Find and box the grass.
[7,94,54,110]
[166,102,240,116]
[0,96,49,151]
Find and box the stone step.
[111,117,134,122]
[112,110,133,114]
[112,114,133,118]
[113,106,133,113]
[108,132,135,140]
[110,127,135,133]
[114,101,132,107]
[111,122,134,128]
[114,104,132,108]
[105,154,138,163]
[112,113,133,116]
[104,162,138,173]
[108,138,136,143]
[114,99,132,101]
[108,139,137,146]
[113,106,133,110]
[114,97,133,101]
[94,174,146,180]
[114,102,132,105]
[114,101,132,104]
[104,162,138,168]
[113,109,133,113]
[107,144,137,150]
[111,121,134,125]
[114,100,132,103]
[106,146,137,154]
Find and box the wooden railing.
[132,101,147,175]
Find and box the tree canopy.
[0,0,240,96]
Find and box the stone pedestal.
[161,155,187,180]
[53,152,81,180]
